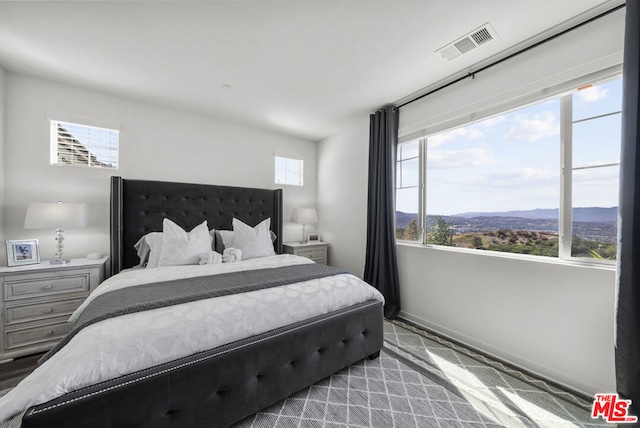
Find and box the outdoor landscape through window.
[396,77,622,261]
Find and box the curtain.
[364,105,401,319]
[616,0,640,419]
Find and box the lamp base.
[50,258,71,265]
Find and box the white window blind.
[50,120,119,169]
[275,156,303,186]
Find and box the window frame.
[274,155,304,186]
[50,119,120,170]
[396,74,621,266]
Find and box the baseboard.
[397,310,596,399]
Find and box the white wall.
[397,245,615,395]
[4,73,316,263]
[317,10,623,395]
[317,117,369,277]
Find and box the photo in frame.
[308,232,320,242]
[6,239,40,267]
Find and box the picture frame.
[6,239,40,267]
[308,232,320,242]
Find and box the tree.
[396,218,419,241]
[426,216,454,246]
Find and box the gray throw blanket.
[40,263,345,364]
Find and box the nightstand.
[283,241,329,265]
[0,257,108,361]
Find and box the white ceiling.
[0,0,625,141]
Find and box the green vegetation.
[395,224,617,260]
[396,218,419,241]
[425,216,454,246]
[571,236,617,260]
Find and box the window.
[275,156,304,186]
[396,76,622,262]
[51,120,119,169]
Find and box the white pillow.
[158,219,212,266]
[140,232,163,268]
[231,218,276,260]
[218,230,235,248]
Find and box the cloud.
[448,168,558,187]
[427,148,498,169]
[429,126,484,148]
[575,86,609,103]
[573,167,619,185]
[504,111,559,142]
[486,168,557,183]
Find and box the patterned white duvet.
[0,254,384,422]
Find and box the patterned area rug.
[233,349,501,428]
[383,320,608,428]
[0,320,608,427]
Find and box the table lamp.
[291,207,318,244]
[24,201,88,264]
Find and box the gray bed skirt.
[22,299,383,428]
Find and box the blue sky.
[397,77,622,216]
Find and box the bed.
[0,176,384,428]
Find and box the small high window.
[275,156,303,186]
[50,120,119,169]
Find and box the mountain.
[396,211,418,228]
[454,207,617,223]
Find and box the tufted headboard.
[110,176,283,276]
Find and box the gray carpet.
[232,349,501,428]
[0,320,607,427]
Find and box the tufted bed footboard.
[22,299,383,428]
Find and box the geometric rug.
[232,348,501,428]
[0,320,608,427]
[382,320,608,428]
[233,320,609,428]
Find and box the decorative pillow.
[218,230,235,248]
[158,219,212,266]
[133,234,151,267]
[209,230,225,254]
[133,232,163,268]
[211,228,277,253]
[231,218,276,260]
[146,233,164,268]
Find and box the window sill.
[396,240,616,271]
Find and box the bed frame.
[21,177,383,428]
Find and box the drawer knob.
[45,308,53,314]
[43,284,53,290]
[45,330,53,336]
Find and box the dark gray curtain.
[616,0,640,420]
[364,105,401,319]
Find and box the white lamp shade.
[292,207,318,224]
[24,202,88,229]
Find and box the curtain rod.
[397,3,626,109]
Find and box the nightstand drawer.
[5,322,72,350]
[296,247,326,261]
[6,298,84,325]
[4,274,89,301]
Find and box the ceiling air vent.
[436,23,498,61]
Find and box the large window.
[396,76,622,262]
[51,120,119,169]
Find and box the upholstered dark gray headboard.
[110,176,283,276]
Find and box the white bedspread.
[0,254,384,422]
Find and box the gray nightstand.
[283,241,329,265]
[0,257,108,361]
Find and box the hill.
[454,207,617,223]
